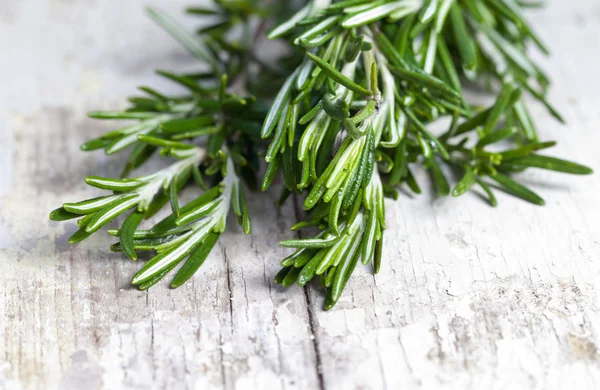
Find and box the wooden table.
[1,1,599,389]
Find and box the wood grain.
[1,0,599,389]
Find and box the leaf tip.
[145,6,160,19]
[131,274,143,285]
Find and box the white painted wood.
[1,0,599,389]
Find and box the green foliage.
[51,1,592,310]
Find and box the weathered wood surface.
[1,1,599,389]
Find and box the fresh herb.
[51,1,592,310]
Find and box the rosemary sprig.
[50,1,592,310]
[51,5,261,287]
[113,154,250,289]
[50,143,205,244]
[263,0,592,308]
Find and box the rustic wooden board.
[1,1,599,389]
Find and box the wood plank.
[0,1,320,389]
[305,1,600,389]
[1,0,600,389]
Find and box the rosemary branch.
[50,0,592,310]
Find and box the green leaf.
[170,233,220,288]
[281,248,307,267]
[361,210,378,265]
[455,107,491,136]
[104,119,163,155]
[436,37,466,108]
[322,95,350,121]
[281,143,298,192]
[242,208,251,235]
[452,166,476,197]
[521,82,564,124]
[138,86,169,101]
[49,207,80,221]
[132,232,205,285]
[265,102,290,162]
[489,172,545,205]
[406,168,422,194]
[374,238,383,274]
[429,157,450,196]
[120,210,146,260]
[298,250,328,286]
[350,100,377,124]
[77,213,96,228]
[484,84,520,134]
[508,155,593,175]
[404,108,449,159]
[63,195,124,215]
[483,22,538,76]
[261,155,281,192]
[85,195,140,233]
[261,70,298,138]
[303,138,352,210]
[342,2,412,27]
[138,262,180,290]
[274,266,292,285]
[175,199,221,226]
[111,235,179,252]
[152,186,222,234]
[268,5,310,39]
[80,138,111,151]
[500,141,556,160]
[512,100,538,141]
[88,111,157,120]
[449,3,477,72]
[171,126,221,140]
[122,143,157,177]
[476,179,498,207]
[328,191,344,235]
[280,236,340,249]
[145,168,192,219]
[68,228,94,244]
[299,103,321,125]
[147,7,218,69]
[294,16,340,45]
[477,127,517,147]
[306,53,372,96]
[328,0,370,10]
[230,182,243,218]
[161,116,214,132]
[419,0,439,24]
[156,70,207,93]
[281,267,302,287]
[85,176,146,192]
[137,135,194,149]
[185,6,220,15]
[344,35,365,63]
[375,32,459,100]
[169,181,180,217]
[325,235,362,309]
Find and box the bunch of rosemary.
[50,0,592,309]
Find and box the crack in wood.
[292,193,326,390]
[303,287,326,390]
[222,245,234,334]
